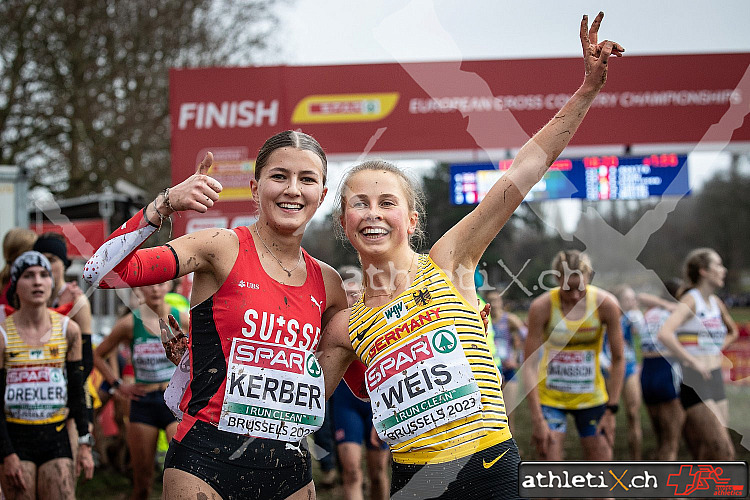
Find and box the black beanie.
[33,235,70,268]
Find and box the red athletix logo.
[666,465,732,496]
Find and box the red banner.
[170,53,750,235]
[724,337,750,385]
[31,219,106,260]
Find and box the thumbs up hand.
[163,152,223,214]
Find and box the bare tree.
[0,0,280,197]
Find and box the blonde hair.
[551,250,593,280]
[333,160,425,248]
[1,228,37,289]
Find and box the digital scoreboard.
[450,154,689,205]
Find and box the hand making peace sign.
[581,12,625,93]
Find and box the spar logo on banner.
[291,93,400,124]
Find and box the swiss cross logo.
[666,464,733,496]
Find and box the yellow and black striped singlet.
[538,286,607,410]
[2,311,69,424]
[349,254,511,465]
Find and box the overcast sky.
[272,1,750,222]
[276,1,750,65]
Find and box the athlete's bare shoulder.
[593,287,617,308]
[316,259,342,282]
[316,259,348,322]
[180,226,237,247]
[170,227,239,276]
[529,291,552,311]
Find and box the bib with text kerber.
[218,338,325,442]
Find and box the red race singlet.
[175,226,327,441]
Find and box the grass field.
[76,307,750,499]
[730,307,750,324]
[77,384,750,499]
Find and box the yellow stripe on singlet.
[538,286,607,410]
[3,311,68,424]
[349,255,511,464]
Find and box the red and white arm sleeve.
[83,208,178,289]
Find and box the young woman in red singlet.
[84,131,348,500]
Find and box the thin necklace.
[253,225,303,278]
[365,252,417,300]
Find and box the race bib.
[5,366,67,422]
[367,325,482,446]
[545,349,596,394]
[642,309,670,354]
[218,338,325,442]
[697,318,725,354]
[133,338,176,383]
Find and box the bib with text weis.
[367,325,481,446]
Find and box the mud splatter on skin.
[197,493,208,500]
[503,185,512,203]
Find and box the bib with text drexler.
[218,338,326,442]
[367,325,482,446]
[5,366,67,423]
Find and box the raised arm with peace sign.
[429,12,625,282]
[581,12,625,92]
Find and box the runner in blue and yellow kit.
[523,250,624,463]
[317,13,624,498]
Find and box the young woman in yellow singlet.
[317,13,624,498]
[523,250,624,463]
[0,252,94,500]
